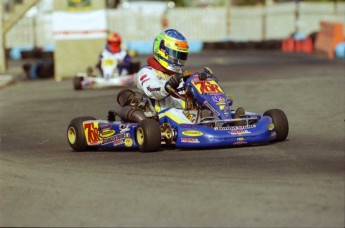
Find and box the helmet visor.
[165,47,188,62]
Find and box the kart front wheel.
[263,109,289,142]
[136,119,161,152]
[67,116,97,151]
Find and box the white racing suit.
[98,48,131,79]
[136,59,193,125]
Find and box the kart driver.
[97,32,132,79]
[136,29,192,125]
[136,29,245,125]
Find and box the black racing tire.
[263,109,289,142]
[73,76,83,90]
[136,119,161,152]
[67,116,98,152]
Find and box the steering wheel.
[166,67,215,99]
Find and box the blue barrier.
[125,41,203,54]
[9,46,34,60]
[8,41,202,60]
[335,42,345,58]
[9,45,56,60]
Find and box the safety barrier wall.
[230,6,264,41]
[166,7,227,42]
[107,10,162,42]
[299,2,344,36]
[4,2,345,50]
[265,3,296,40]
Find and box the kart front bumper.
[175,116,275,148]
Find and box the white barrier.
[299,2,340,36]
[265,3,296,39]
[107,10,161,42]
[230,6,264,41]
[4,2,345,50]
[167,7,227,41]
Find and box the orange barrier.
[297,38,314,53]
[303,38,313,53]
[282,37,313,53]
[281,37,294,52]
[315,21,344,59]
[295,40,303,52]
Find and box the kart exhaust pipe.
[113,106,147,123]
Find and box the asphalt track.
[0,50,344,227]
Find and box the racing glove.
[165,73,183,93]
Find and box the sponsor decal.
[270,131,277,137]
[147,86,160,92]
[99,129,115,138]
[229,129,251,135]
[212,95,225,103]
[101,132,127,145]
[203,101,220,117]
[103,58,115,66]
[67,0,91,10]
[214,125,256,131]
[99,124,112,131]
[83,122,101,145]
[140,74,147,81]
[141,79,150,85]
[182,130,203,137]
[124,138,133,147]
[192,80,223,94]
[233,141,248,145]
[140,74,150,85]
[269,123,275,131]
[119,124,130,133]
[180,124,198,129]
[237,137,245,141]
[192,75,200,82]
[181,138,200,143]
[154,70,169,80]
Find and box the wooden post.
[0,2,7,73]
[225,0,232,38]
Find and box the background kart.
[67,70,289,152]
[73,61,140,90]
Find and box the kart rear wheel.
[263,109,289,142]
[67,116,98,151]
[136,119,161,152]
[73,76,83,90]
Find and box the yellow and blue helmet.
[153,29,189,73]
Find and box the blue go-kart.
[67,68,289,152]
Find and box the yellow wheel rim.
[68,127,77,144]
[136,127,144,145]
